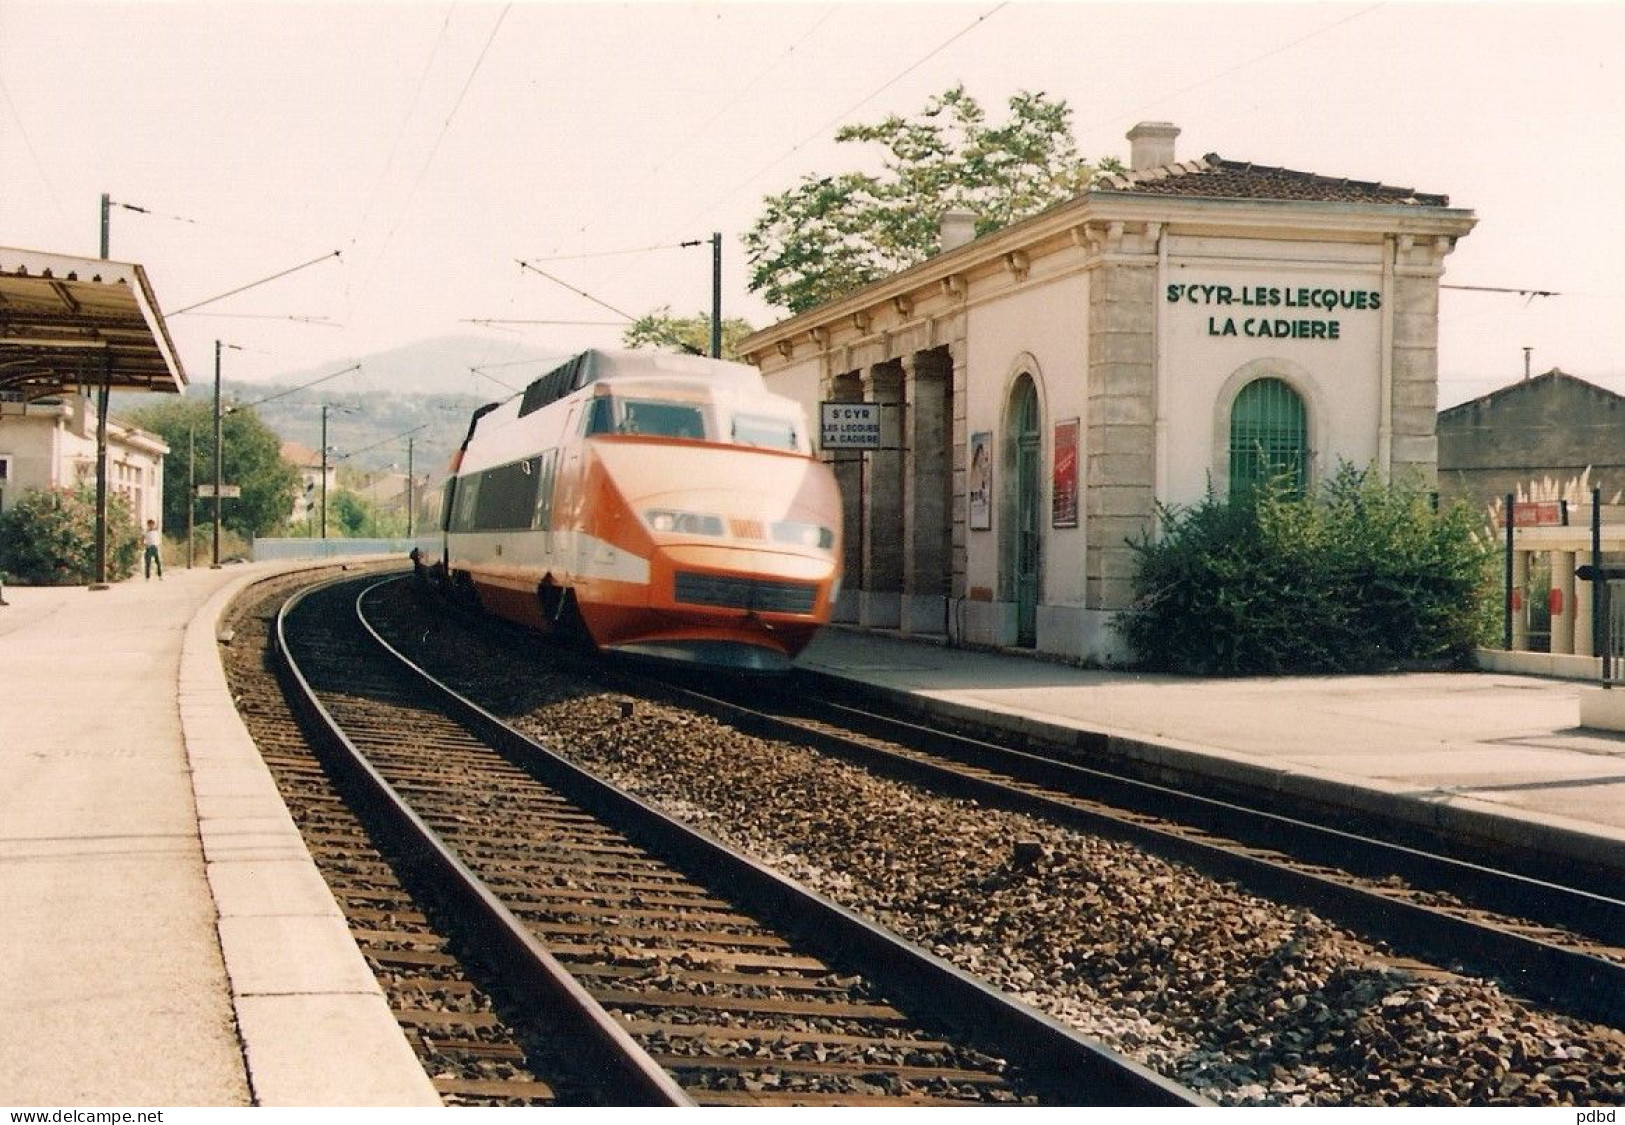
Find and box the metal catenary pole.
[212,341,224,567]
[710,232,722,359]
[1503,492,1515,650]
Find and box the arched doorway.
[1008,375,1042,647]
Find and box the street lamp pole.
[211,341,243,567]
[187,423,195,568]
[406,435,415,539]
[321,404,331,540]
[91,193,112,590]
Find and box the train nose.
[650,543,837,619]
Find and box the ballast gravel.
[372,599,1625,1106]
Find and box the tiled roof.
[1097,154,1450,207]
[281,440,323,468]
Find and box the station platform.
[2,562,1622,1107]
[798,628,1625,883]
[0,559,438,1108]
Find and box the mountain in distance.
[118,334,586,481]
[267,333,582,398]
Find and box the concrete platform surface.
[798,628,1625,880]
[0,560,438,1108]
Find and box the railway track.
[269,573,1204,1107]
[224,570,607,1105]
[634,666,1625,1032]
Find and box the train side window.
[451,475,481,533]
[474,458,541,531]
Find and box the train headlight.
[645,509,724,536]
[771,520,835,549]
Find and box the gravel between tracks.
[370,587,1625,1107]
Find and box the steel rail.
[347,577,1207,1107]
[647,671,1625,1031]
[789,674,1625,946]
[273,575,695,1108]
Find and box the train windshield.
[585,396,707,439]
[582,392,806,452]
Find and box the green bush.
[1116,465,1498,675]
[0,485,141,585]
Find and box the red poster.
[1052,419,1079,528]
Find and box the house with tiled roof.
[739,122,1478,662]
[281,439,333,526]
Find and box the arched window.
[1228,377,1307,498]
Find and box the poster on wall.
[1052,418,1079,528]
[968,431,992,531]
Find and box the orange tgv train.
[412,348,843,671]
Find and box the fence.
[252,537,415,562]
[1607,579,1625,686]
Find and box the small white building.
[740,123,1478,663]
[281,440,334,526]
[0,394,167,528]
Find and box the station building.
[0,394,167,528]
[1438,369,1625,663]
[1438,368,1625,522]
[740,122,1478,663]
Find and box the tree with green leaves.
[0,484,139,584]
[623,308,755,361]
[744,85,1122,315]
[124,397,302,539]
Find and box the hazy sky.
[3,1,1621,407]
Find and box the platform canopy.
[0,246,187,401]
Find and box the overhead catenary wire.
[521,242,705,264]
[340,4,512,332]
[223,363,363,412]
[0,56,68,225]
[463,318,625,327]
[515,259,640,323]
[1080,3,1386,132]
[1442,284,1560,305]
[169,250,343,316]
[572,3,1011,330]
[560,4,843,254]
[672,2,1010,231]
[338,422,428,461]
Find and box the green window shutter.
[1229,378,1307,499]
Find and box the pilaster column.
[860,360,904,627]
[1084,226,1158,612]
[1551,550,1576,655]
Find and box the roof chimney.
[1127,121,1180,171]
[939,209,976,252]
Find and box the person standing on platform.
[143,519,163,580]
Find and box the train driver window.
[621,400,706,439]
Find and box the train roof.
[516,347,763,418]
